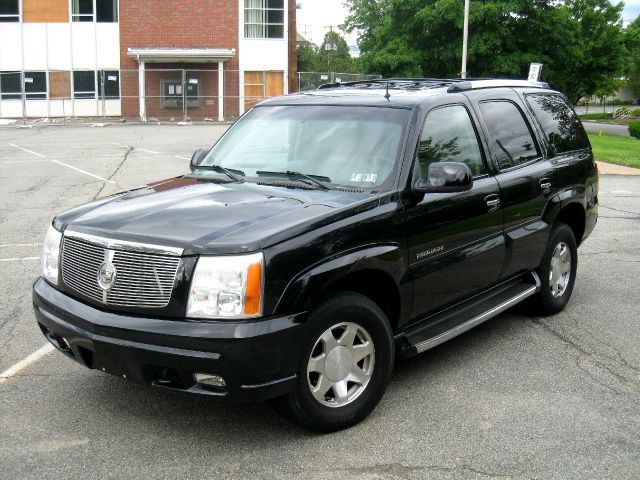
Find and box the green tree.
[625,16,640,96]
[343,0,627,103]
[318,30,358,73]
[297,41,320,72]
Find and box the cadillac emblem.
[98,261,117,291]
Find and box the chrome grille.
[61,237,180,308]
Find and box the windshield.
[199,105,410,189]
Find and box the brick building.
[0,0,297,120]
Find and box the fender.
[274,243,408,317]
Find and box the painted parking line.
[0,243,40,247]
[8,143,117,184]
[8,143,45,158]
[0,344,55,386]
[0,257,40,262]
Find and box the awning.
[127,48,235,64]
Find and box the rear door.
[405,102,505,318]
[469,90,555,279]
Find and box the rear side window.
[479,101,540,170]
[526,94,590,155]
[418,105,486,177]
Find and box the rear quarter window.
[525,94,590,155]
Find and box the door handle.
[484,194,501,212]
[539,178,552,193]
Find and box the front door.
[406,103,505,319]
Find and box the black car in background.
[34,79,598,432]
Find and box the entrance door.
[244,71,284,110]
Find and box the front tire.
[530,222,578,316]
[273,291,394,433]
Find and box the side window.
[479,101,540,170]
[418,105,486,177]
[526,94,590,155]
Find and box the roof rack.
[316,78,549,92]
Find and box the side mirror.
[413,161,473,194]
[190,148,209,171]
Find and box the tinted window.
[73,71,96,99]
[418,105,485,177]
[526,94,589,155]
[24,72,47,100]
[0,72,21,99]
[479,101,540,170]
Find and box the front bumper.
[32,278,306,401]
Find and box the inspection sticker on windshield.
[350,173,377,183]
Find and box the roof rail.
[447,79,549,92]
[317,78,549,92]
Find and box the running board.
[400,272,541,357]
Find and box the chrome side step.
[410,272,541,354]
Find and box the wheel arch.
[274,244,408,331]
[554,201,586,246]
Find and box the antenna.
[384,82,391,101]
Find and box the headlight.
[42,225,62,286]
[187,252,264,320]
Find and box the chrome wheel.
[549,241,571,298]
[307,322,375,408]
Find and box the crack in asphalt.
[294,462,536,480]
[92,145,131,200]
[529,317,640,397]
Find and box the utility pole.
[461,0,470,79]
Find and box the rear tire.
[272,291,394,433]
[530,222,578,316]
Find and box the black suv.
[33,79,598,432]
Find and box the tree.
[297,31,358,74]
[298,41,320,72]
[625,16,640,96]
[318,31,358,73]
[343,0,627,103]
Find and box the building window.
[0,72,21,99]
[0,0,20,22]
[160,79,200,109]
[0,72,47,99]
[71,0,117,22]
[73,71,96,99]
[24,72,47,99]
[244,0,284,39]
[99,70,120,99]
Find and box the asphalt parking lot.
[1,124,639,479]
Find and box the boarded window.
[49,71,71,99]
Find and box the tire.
[272,291,394,433]
[530,222,578,316]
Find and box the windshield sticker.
[350,173,378,183]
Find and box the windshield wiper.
[256,171,335,190]
[197,165,245,183]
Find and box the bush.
[630,121,640,139]
[632,108,640,117]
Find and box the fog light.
[194,373,226,389]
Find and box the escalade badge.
[98,262,117,291]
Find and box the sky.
[296,0,640,48]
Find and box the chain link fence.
[297,72,383,91]
[0,69,384,124]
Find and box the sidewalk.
[597,161,640,175]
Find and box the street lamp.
[461,0,470,79]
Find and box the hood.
[55,177,376,255]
